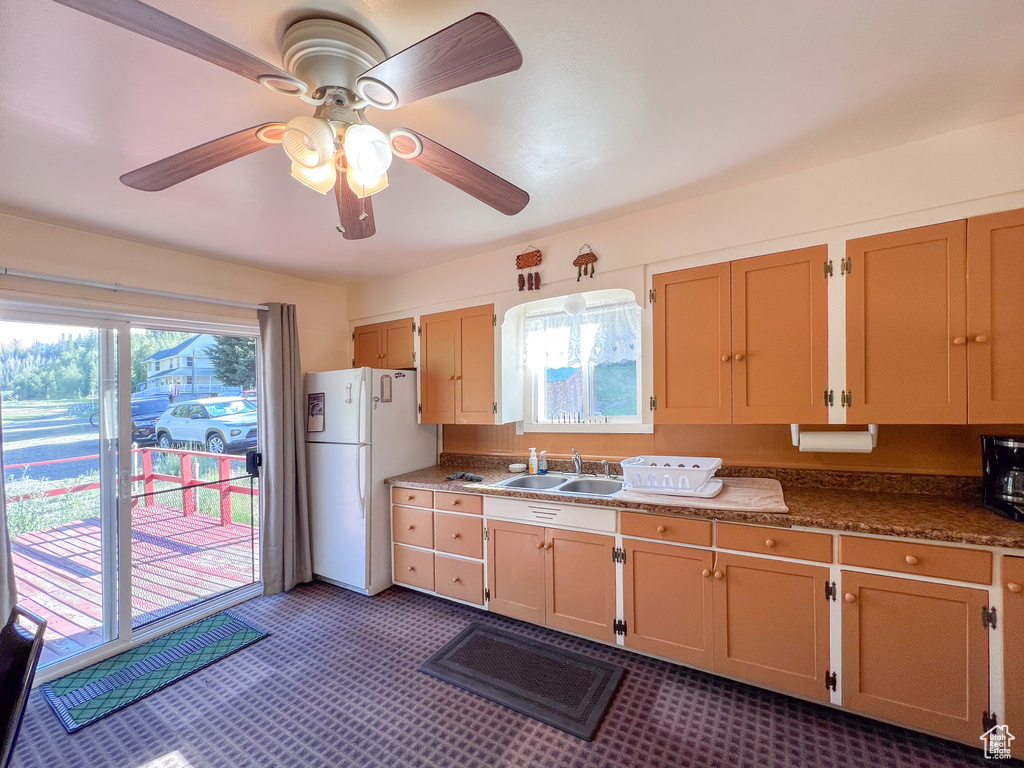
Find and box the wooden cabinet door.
[353,323,382,368]
[846,221,968,423]
[419,310,456,424]
[712,553,830,700]
[652,264,732,423]
[381,318,416,370]
[545,528,616,642]
[841,571,989,745]
[966,208,1024,423]
[623,540,714,668]
[486,520,546,624]
[454,305,495,424]
[731,245,829,424]
[1004,556,1024,756]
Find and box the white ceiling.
[1,0,1023,283]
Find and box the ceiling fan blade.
[356,13,521,108]
[52,0,304,89]
[391,129,528,215]
[335,174,376,240]
[120,123,282,191]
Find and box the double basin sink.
[497,472,623,497]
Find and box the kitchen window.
[523,296,642,425]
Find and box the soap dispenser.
[528,447,538,475]
[538,450,548,474]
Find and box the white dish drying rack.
[620,456,724,497]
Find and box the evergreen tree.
[208,336,257,389]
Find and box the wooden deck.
[11,501,259,666]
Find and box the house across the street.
[139,334,237,399]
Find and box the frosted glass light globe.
[282,116,337,169]
[344,124,393,178]
[291,161,337,194]
[564,294,586,316]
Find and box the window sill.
[518,421,654,434]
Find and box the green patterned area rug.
[41,611,268,733]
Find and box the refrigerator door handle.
[357,374,368,445]
[357,444,367,519]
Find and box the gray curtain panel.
[257,303,313,595]
[0,414,18,620]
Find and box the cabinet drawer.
[435,512,484,559]
[485,496,617,533]
[392,505,433,549]
[839,536,992,584]
[434,555,484,605]
[393,545,434,591]
[621,512,712,546]
[391,487,433,509]
[716,522,832,563]
[435,492,483,515]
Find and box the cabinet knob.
[545,541,553,550]
[407,525,415,530]
[452,499,461,505]
[455,375,463,380]
[952,337,966,346]
[407,566,415,572]
[451,577,460,584]
[701,568,711,578]
[974,335,989,344]
[765,538,776,548]
[449,375,456,380]
[734,353,745,361]
[407,495,415,501]
[1008,582,1023,593]
[536,541,545,549]
[721,355,731,362]
[451,533,460,539]
[713,570,723,580]
[905,555,918,565]
[845,592,856,603]
[656,525,666,533]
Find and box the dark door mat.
[419,622,624,741]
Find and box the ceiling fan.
[52,0,530,240]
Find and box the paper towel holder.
[790,423,878,450]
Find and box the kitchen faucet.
[571,448,583,474]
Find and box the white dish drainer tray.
[620,456,724,497]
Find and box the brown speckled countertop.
[385,457,1024,550]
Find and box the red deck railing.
[4,447,258,526]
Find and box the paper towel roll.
[798,430,874,453]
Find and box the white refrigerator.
[304,368,437,596]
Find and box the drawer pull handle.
[764,538,776,548]
[845,592,856,603]
[452,577,460,584]
[452,499,461,506]
[713,571,723,580]
[407,566,415,572]
[407,525,415,530]
[451,533,460,539]
[407,495,415,500]
[905,555,919,565]
[536,541,545,549]
[701,568,711,578]
[656,525,666,533]
[1008,582,1023,593]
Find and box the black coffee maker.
[981,435,1024,522]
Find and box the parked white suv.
[155,397,257,454]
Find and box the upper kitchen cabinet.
[731,246,829,424]
[419,304,495,425]
[352,318,415,369]
[846,221,968,424]
[966,208,1024,423]
[652,263,732,424]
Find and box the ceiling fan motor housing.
[282,19,386,95]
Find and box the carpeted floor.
[10,581,994,768]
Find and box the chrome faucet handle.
[571,447,582,474]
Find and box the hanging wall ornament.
[516,247,542,291]
[573,244,598,281]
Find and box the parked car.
[131,395,173,445]
[155,397,257,454]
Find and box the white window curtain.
[524,299,641,372]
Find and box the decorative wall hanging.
[516,247,542,291]
[573,244,597,281]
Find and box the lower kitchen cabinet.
[712,553,831,701]
[545,528,617,643]
[1002,556,1024,756]
[623,539,714,668]
[841,571,989,744]
[487,520,547,624]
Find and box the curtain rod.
[1,268,269,312]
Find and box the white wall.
[349,111,1024,324]
[0,214,350,372]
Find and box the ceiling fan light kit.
[54,0,529,239]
